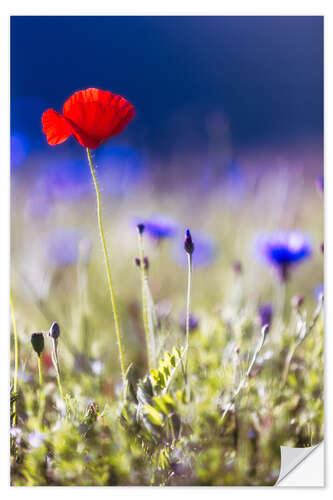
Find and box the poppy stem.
[10,294,19,426]
[184,253,192,381]
[86,148,126,393]
[137,230,152,372]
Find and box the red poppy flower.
[42,88,135,149]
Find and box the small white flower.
[28,431,46,448]
[90,359,104,376]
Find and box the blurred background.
[11,16,323,168]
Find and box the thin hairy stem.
[282,296,323,385]
[220,326,268,426]
[137,231,152,371]
[10,294,19,426]
[86,148,126,392]
[184,253,192,380]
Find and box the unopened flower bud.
[291,295,304,310]
[31,333,44,357]
[49,321,60,340]
[134,257,149,270]
[137,223,145,235]
[232,260,243,274]
[184,229,194,255]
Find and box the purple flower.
[134,214,178,241]
[25,160,90,218]
[315,284,324,302]
[316,175,324,195]
[256,230,312,281]
[39,160,91,201]
[258,304,273,330]
[174,231,216,268]
[181,313,199,332]
[46,228,91,267]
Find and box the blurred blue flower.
[181,313,199,332]
[11,131,31,169]
[316,175,324,195]
[140,214,179,241]
[40,160,91,201]
[256,230,312,281]
[96,145,143,195]
[174,231,217,268]
[224,160,247,203]
[258,303,273,330]
[47,228,91,267]
[315,284,324,302]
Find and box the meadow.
[10,129,324,486]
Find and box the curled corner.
[275,442,324,486]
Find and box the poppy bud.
[134,257,141,267]
[137,223,145,235]
[49,321,60,340]
[31,333,44,357]
[184,229,194,255]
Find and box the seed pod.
[31,333,44,357]
[49,321,60,340]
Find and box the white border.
[1,2,332,497]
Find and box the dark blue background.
[11,16,323,154]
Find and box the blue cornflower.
[174,231,216,268]
[134,214,179,241]
[258,304,273,330]
[256,230,312,281]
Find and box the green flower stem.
[219,326,268,426]
[51,340,64,399]
[282,295,323,386]
[86,148,126,391]
[184,253,192,381]
[10,294,19,426]
[56,373,64,399]
[137,231,152,371]
[37,356,43,386]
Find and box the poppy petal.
[62,88,135,148]
[42,109,73,145]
